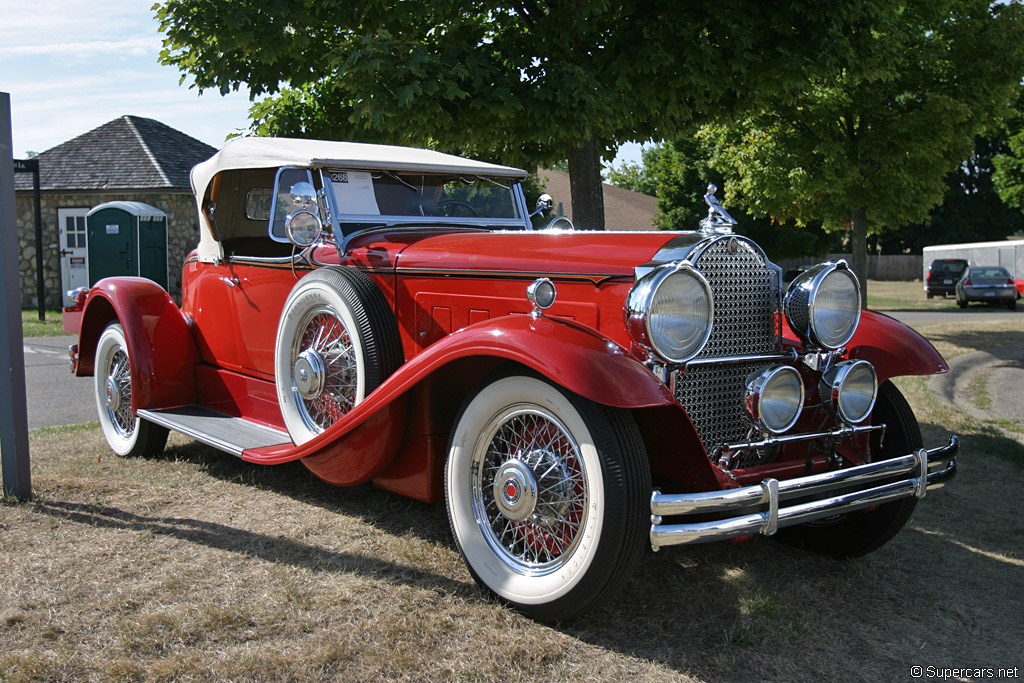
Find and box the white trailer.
[923,239,1024,288]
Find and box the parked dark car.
[925,259,969,298]
[955,266,1018,310]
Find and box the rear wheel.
[94,323,168,457]
[773,381,920,558]
[957,295,967,309]
[445,373,650,621]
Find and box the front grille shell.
[668,236,784,463]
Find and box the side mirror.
[284,209,323,247]
[532,193,554,218]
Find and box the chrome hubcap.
[293,349,325,400]
[492,459,538,522]
[105,376,120,411]
[473,406,588,574]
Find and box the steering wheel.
[437,200,480,217]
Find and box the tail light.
[964,279,972,286]
[1008,278,1015,286]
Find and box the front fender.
[846,310,947,383]
[76,277,200,411]
[244,314,676,465]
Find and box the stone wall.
[14,190,199,308]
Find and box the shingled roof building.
[14,115,216,307]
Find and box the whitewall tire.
[94,323,168,457]
[445,373,649,621]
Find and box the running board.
[138,405,291,457]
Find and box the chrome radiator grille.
[673,237,781,460]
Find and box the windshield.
[324,170,521,224]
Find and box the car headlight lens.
[820,360,877,424]
[626,263,713,363]
[745,365,805,434]
[785,261,861,349]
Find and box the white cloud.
[0,36,161,59]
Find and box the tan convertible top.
[191,137,528,261]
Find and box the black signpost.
[1,91,32,500]
[13,155,44,321]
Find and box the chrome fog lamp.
[820,360,877,424]
[527,278,557,313]
[785,261,862,350]
[626,263,713,363]
[745,365,805,434]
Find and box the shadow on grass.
[152,439,456,547]
[31,497,477,599]
[923,328,1024,353]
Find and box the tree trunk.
[850,208,869,307]
[566,138,605,230]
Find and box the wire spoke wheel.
[290,306,359,433]
[105,347,135,438]
[473,406,588,574]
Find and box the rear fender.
[76,277,200,410]
[244,314,678,466]
[845,310,947,382]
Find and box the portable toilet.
[86,201,168,289]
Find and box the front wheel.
[445,373,650,621]
[94,323,168,457]
[773,381,921,558]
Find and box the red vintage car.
[65,138,957,621]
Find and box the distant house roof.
[15,115,216,192]
[538,168,659,231]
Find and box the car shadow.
[157,438,454,548]
[30,497,477,601]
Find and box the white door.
[58,208,89,297]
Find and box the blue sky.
[1,0,641,168]
[1,0,253,158]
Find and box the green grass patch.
[20,309,68,338]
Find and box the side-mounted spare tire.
[274,266,403,445]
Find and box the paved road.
[884,307,1020,326]
[20,304,1023,431]
[22,335,96,429]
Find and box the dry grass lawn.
[2,323,1023,681]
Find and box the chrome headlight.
[785,261,861,350]
[626,263,713,363]
[745,365,805,434]
[820,360,877,424]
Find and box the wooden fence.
[778,254,923,281]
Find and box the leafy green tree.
[699,0,1024,302]
[155,0,901,229]
[888,135,1024,251]
[606,138,841,260]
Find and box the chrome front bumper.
[650,435,958,548]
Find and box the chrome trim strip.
[683,350,797,367]
[650,435,958,548]
[722,423,883,453]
